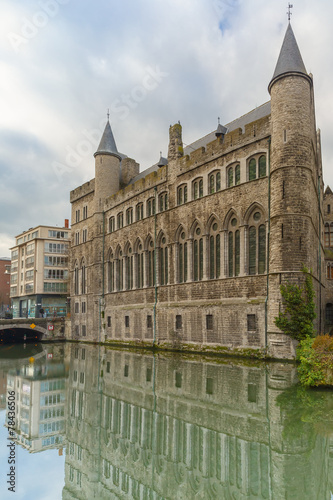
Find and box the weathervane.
[287,3,293,21]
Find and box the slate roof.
[128,101,271,185]
[269,23,308,90]
[94,120,121,158]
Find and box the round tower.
[94,120,121,212]
[267,23,322,349]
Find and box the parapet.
[70,179,95,203]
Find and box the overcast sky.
[0,0,332,257]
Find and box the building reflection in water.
[5,344,67,454]
[1,343,333,499]
[63,345,333,500]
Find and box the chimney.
[64,219,69,229]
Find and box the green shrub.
[297,336,325,387]
[274,266,316,341]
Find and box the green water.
[0,342,332,500]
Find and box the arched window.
[259,155,266,177]
[125,246,133,289]
[136,203,143,221]
[159,236,168,285]
[193,226,203,281]
[108,251,115,292]
[209,221,220,279]
[192,178,203,200]
[249,158,256,181]
[178,230,188,283]
[116,249,124,291]
[74,262,79,295]
[177,184,187,205]
[228,216,240,277]
[235,164,240,185]
[81,259,86,294]
[117,212,123,229]
[136,242,144,289]
[227,167,233,188]
[248,211,266,275]
[126,208,133,225]
[109,216,115,233]
[209,171,221,194]
[148,238,155,287]
[147,197,155,216]
[159,192,168,212]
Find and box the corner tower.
[94,119,121,211]
[267,23,323,353]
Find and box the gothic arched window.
[74,262,79,295]
[136,242,144,289]
[148,238,155,287]
[235,164,240,185]
[81,259,86,294]
[228,216,240,277]
[209,221,220,279]
[116,248,124,291]
[259,155,266,178]
[249,158,256,181]
[159,236,168,285]
[125,246,133,290]
[107,251,115,292]
[177,184,187,205]
[227,167,234,188]
[193,226,203,281]
[209,171,221,194]
[178,230,188,283]
[248,211,266,275]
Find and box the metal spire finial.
[287,3,293,21]
[107,108,110,121]
[218,117,220,125]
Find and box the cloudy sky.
[0,0,332,257]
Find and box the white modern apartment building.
[10,223,70,318]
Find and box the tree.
[274,266,316,341]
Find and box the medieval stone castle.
[70,23,333,359]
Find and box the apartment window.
[75,209,80,223]
[75,232,80,245]
[82,229,87,243]
[176,315,182,330]
[106,362,111,373]
[48,230,68,239]
[73,371,77,382]
[81,349,86,360]
[117,212,123,229]
[83,205,88,219]
[74,348,79,358]
[125,316,130,328]
[124,365,129,377]
[79,372,85,384]
[126,208,133,225]
[206,314,213,330]
[136,203,143,221]
[147,315,152,328]
[328,204,331,214]
[247,314,256,332]
[81,302,86,313]
[74,302,79,313]
[109,217,115,233]
[107,316,111,327]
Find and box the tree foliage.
[274,266,316,341]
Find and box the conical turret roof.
[94,120,121,158]
[269,23,309,92]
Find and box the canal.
[0,342,332,499]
